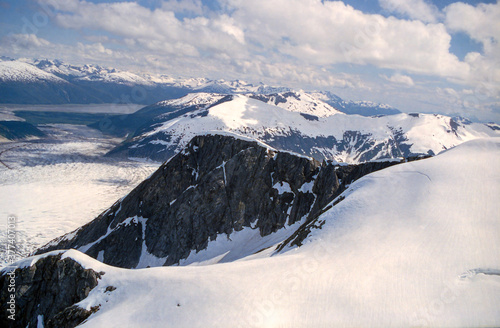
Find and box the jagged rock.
[37,134,402,268]
[0,254,102,328]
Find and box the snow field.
[10,138,497,327]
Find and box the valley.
[0,56,498,327]
[0,122,159,267]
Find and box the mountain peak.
[251,91,343,117]
[36,134,400,268]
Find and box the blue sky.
[0,0,499,122]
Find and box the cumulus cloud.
[222,0,466,78]
[444,2,500,100]
[445,1,500,51]
[34,0,470,79]
[3,33,51,50]
[10,0,496,120]
[379,0,441,23]
[0,33,130,68]
[41,0,246,59]
[381,73,415,86]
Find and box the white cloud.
[445,1,500,51]
[379,0,441,23]
[41,0,247,58]
[77,42,113,56]
[3,34,51,50]
[224,0,466,77]
[444,2,500,100]
[0,33,132,68]
[9,0,496,121]
[36,0,470,79]
[381,73,415,86]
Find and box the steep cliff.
[0,253,102,328]
[37,134,401,268]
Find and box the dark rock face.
[114,123,425,164]
[0,121,45,140]
[37,135,401,268]
[250,91,300,106]
[0,254,102,328]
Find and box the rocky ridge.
[0,253,102,328]
[37,134,403,268]
[100,93,498,164]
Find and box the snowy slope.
[116,94,499,163]
[33,59,87,78]
[10,138,499,327]
[31,59,154,86]
[251,91,343,117]
[311,91,402,116]
[0,60,67,83]
[153,92,227,111]
[76,69,154,86]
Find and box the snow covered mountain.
[105,92,499,163]
[0,58,401,116]
[250,91,343,117]
[0,58,188,104]
[311,91,402,116]
[89,93,232,137]
[32,59,155,86]
[0,60,112,104]
[37,134,400,268]
[2,137,499,327]
[0,60,67,84]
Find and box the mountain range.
[0,56,499,328]
[1,136,499,327]
[98,92,498,163]
[0,58,400,117]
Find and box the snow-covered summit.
[108,93,499,163]
[28,58,154,86]
[311,90,401,116]
[251,91,343,117]
[5,137,500,327]
[155,92,228,108]
[0,60,67,83]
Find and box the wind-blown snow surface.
[23,138,500,327]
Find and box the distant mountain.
[250,91,342,117]
[103,92,499,163]
[0,60,104,104]
[89,93,232,137]
[0,58,290,105]
[0,59,189,105]
[311,91,402,116]
[0,58,400,117]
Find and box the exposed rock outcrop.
[0,254,102,328]
[37,134,402,268]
